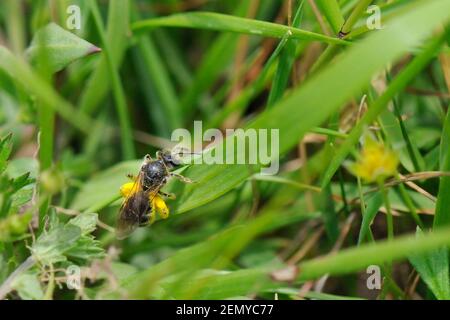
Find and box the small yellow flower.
[349,136,399,183]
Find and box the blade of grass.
[132,12,348,46]
[88,1,135,160]
[357,192,382,245]
[339,0,372,36]
[297,224,450,280]
[78,0,130,115]
[134,38,182,130]
[315,0,345,35]
[434,102,450,227]
[122,209,313,298]
[132,12,182,133]
[266,0,304,108]
[178,2,252,119]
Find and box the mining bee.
[116,150,192,239]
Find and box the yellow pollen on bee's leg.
[154,196,169,219]
[119,182,135,198]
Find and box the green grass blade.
[132,12,348,46]
[315,0,345,35]
[298,225,450,280]
[266,0,304,108]
[179,2,251,118]
[134,35,182,131]
[88,1,135,160]
[78,0,130,115]
[121,210,312,298]
[434,104,450,227]
[357,192,382,245]
[340,0,372,36]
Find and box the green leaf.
[31,212,104,265]
[0,212,33,242]
[0,133,12,175]
[178,1,252,118]
[357,192,382,245]
[0,46,93,133]
[297,225,450,281]
[67,212,98,236]
[132,12,348,46]
[26,23,101,73]
[31,224,81,265]
[434,105,450,227]
[409,229,450,300]
[378,107,425,173]
[266,0,304,108]
[121,210,314,298]
[71,160,139,211]
[78,0,130,115]
[11,273,44,300]
[315,0,345,35]
[162,268,279,299]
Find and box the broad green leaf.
[68,212,98,235]
[409,229,450,300]
[11,273,44,300]
[132,12,348,46]
[31,213,104,265]
[31,224,81,265]
[26,23,100,73]
[71,160,139,211]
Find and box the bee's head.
[156,149,181,169]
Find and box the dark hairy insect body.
[116,150,192,239]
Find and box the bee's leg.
[140,207,156,226]
[119,182,135,198]
[170,173,194,184]
[126,173,137,180]
[144,154,153,163]
[158,190,176,200]
[153,195,169,219]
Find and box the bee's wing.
[116,172,144,239]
